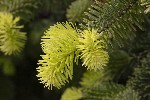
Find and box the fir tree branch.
[37,22,80,89]
[82,0,146,47]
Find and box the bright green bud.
[78,29,109,71]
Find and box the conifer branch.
[37,22,80,89]
[82,0,146,47]
[37,22,109,89]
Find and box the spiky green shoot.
[37,22,79,89]
[78,29,109,71]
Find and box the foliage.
[37,22,110,89]
[114,87,140,100]
[79,50,131,88]
[82,0,146,47]
[77,29,109,71]
[37,22,80,89]
[37,0,150,99]
[80,70,103,88]
[0,0,150,100]
[66,0,93,22]
[61,49,138,100]
[0,0,40,20]
[82,82,125,100]
[62,81,140,100]
[141,0,150,13]
[61,87,83,100]
[128,53,150,100]
[0,12,26,55]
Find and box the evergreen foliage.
[0,0,41,55]
[60,49,136,99]
[37,22,110,89]
[62,80,140,100]
[0,12,26,55]
[36,0,150,90]
[79,50,131,88]
[0,0,40,20]
[114,87,140,100]
[77,29,109,71]
[82,0,146,47]
[61,87,83,100]
[82,82,125,100]
[80,70,103,88]
[128,53,150,100]
[60,0,150,99]
[66,0,93,22]
[0,0,150,99]
[36,0,150,99]
[37,22,80,89]
[141,0,150,13]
